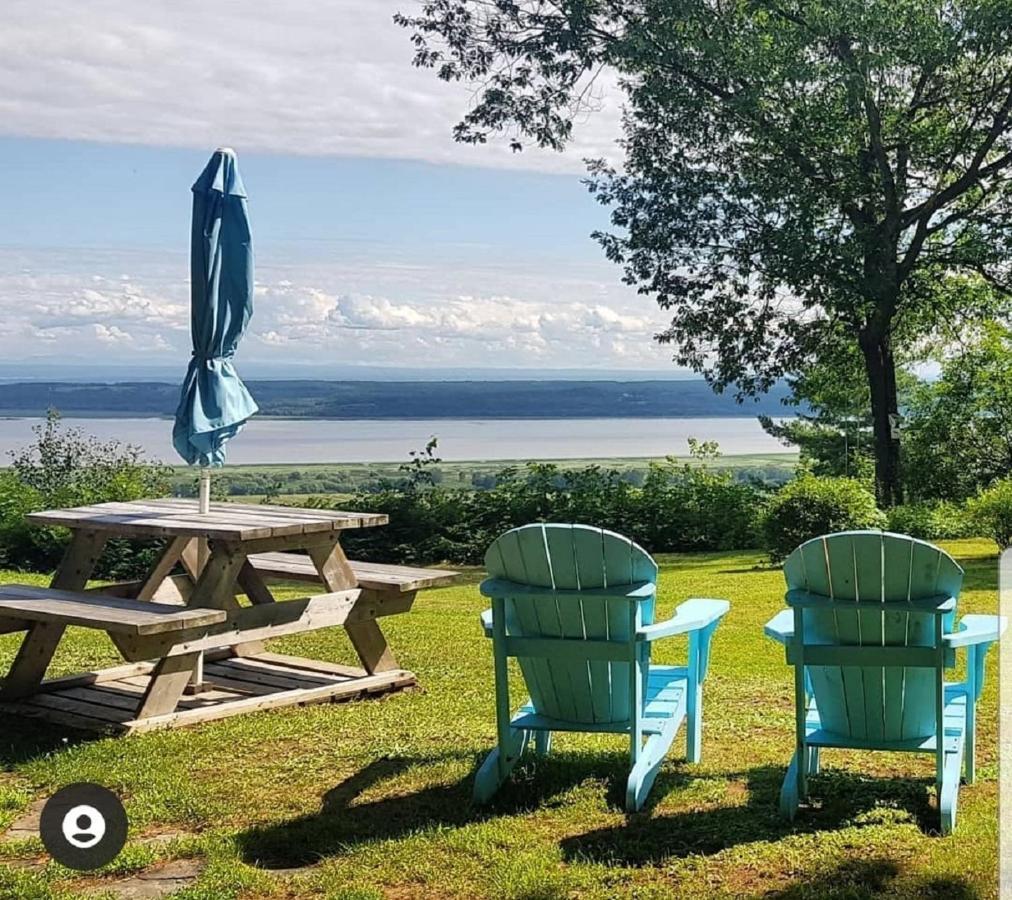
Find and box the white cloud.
[0,1,623,174]
[0,246,673,371]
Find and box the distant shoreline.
[0,378,799,421]
[0,411,783,421]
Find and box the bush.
[967,478,1012,549]
[326,446,767,565]
[886,501,975,541]
[762,475,887,562]
[0,412,170,576]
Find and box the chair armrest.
[636,598,729,642]
[764,609,794,645]
[480,608,493,638]
[944,614,1008,648]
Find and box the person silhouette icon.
[73,812,95,844]
[61,804,105,849]
[40,784,127,869]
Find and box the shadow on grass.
[238,752,949,873]
[0,714,97,766]
[560,765,941,866]
[761,856,979,899]
[237,749,694,869]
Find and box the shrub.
[967,478,1012,549]
[326,446,767,565]
[762,475,887,562]
[0,412,170,576]
[886,501,975,541]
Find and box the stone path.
[96,859,204,899]
[2,800,204,897]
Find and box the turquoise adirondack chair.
[765,531,1006,834]
[473,523,729,811]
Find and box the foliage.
[167,453,794,498]
[398,2,1012,505]
[0,411,170,576]
[904,322,1012,502]
[324,442,765,565]
[886,501,975,542]
[762,475,887,562]
[761,417,875,483]
[967,478,1012,549]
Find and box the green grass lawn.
[0,539,1002,899]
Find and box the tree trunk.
[859,328,903,507]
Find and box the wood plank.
[34,661,157,690]
[148,498,387,526]
[59,685,142,712]
[308,542,400,674]
[117,590,361,660]
[0,585,227,635]
[0,623,65,699]
[27,505,260,540]
[134,651,202,719]
[114,501,313,536]
[236,562,277,605]
[0,699,125,733]
[53,530,109,590]
[208,659,335,690]
[249,652,366,679]
[248,552,460,592]
[25,691,134,723]
[137,537,191,600]
[127,499,387,531]
[199,669,279,696]
[122,669,416,734]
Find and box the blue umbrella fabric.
[172,148,258,468]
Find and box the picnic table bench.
[0,499,461,734]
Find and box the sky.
[0,1,685,378]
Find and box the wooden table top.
[27,499,388,542]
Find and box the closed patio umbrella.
[172,147,258,512]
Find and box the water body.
[0,416,791,464]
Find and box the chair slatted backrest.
[783,531,963,743]
[485,523,658,724]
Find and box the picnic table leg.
[0,530,107,700]
[137,536,192,601]
[134,651,204,720]
[130,542,248,715]
[307,540,400,674]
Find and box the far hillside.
[0,379,797,419]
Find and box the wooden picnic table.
[0,499,459,734]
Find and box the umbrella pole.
[190,466,211,694]
[199,467,211,515]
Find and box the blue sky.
[0,1,680,376]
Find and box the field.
[0,539,1000,899]
[168,452,799,498]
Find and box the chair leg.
[626,720,678,812]
[779,748,808,820]
[686,679,703,764]
[940,732,966,835]
[534,730,552,757]
[806,746,820,776]
[473,726,528,804]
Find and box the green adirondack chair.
[473,523,729,811]
[764,531,1006,834]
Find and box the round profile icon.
[39,783,128,870]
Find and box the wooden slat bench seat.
[0,584,227,636]
[248,553,459,593]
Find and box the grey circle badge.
[39,783,127,870]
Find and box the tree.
[398,0,1012,504]
[904,321,1012,500]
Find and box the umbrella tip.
[215,146,237,157]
